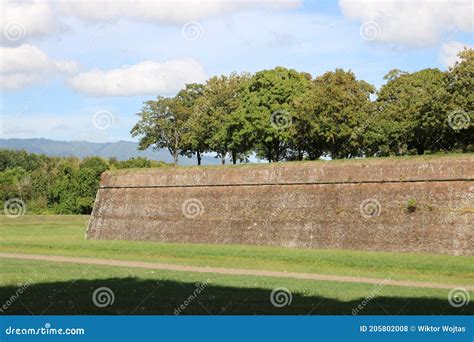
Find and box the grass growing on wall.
[107,152,474,174]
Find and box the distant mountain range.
[0,138,220,165]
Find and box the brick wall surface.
[87,155,474,255]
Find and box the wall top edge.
[99,156,474,188]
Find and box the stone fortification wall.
[87,155,474,255]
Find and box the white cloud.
[0,0,301,45]
[0,44,78,89]
[58,0,302,24]
[439,41,473,67]
[68,59,208,96]
[339,0,473,47]
[0,0,59,44]
[0,44,77,73]
[0,73,43,90]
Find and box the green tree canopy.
[239,67,313,162]
[301,69,375,159]
[367,68,449,155]
[186,73,251,164]
[131,53,473,163]
[445,48,474,152]
[131,84,203,165]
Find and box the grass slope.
[0,216,472,286]
[1,258,472,315]
[0,215,472,315]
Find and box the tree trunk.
[232,150,237,164]
[221,154,226,165]
[416,146,425,155]
[173,151,179,166]
[197,151,201,166]
[173,134,180,166]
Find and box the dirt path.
[0,252,472,291]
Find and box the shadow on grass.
[0,278,472,315]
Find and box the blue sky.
[1,0,472,143]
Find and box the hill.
[0,138,219,165]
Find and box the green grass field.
[0,215,473,315]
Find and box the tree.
[302,69,375,159]
[0,149,43,172]
[445,48,474,152]
[239,67,312,162]
[0,167,28,200]
[80,157,109,177]
[367,68,449,156]
[0,149,171,214]
[290,96,325,160]
[188,73,251,165]
[131,84,202,165]
[175,84,205,164]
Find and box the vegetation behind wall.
[0,149,171,214]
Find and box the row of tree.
[132,49,473,165]
[0,149,169,214]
